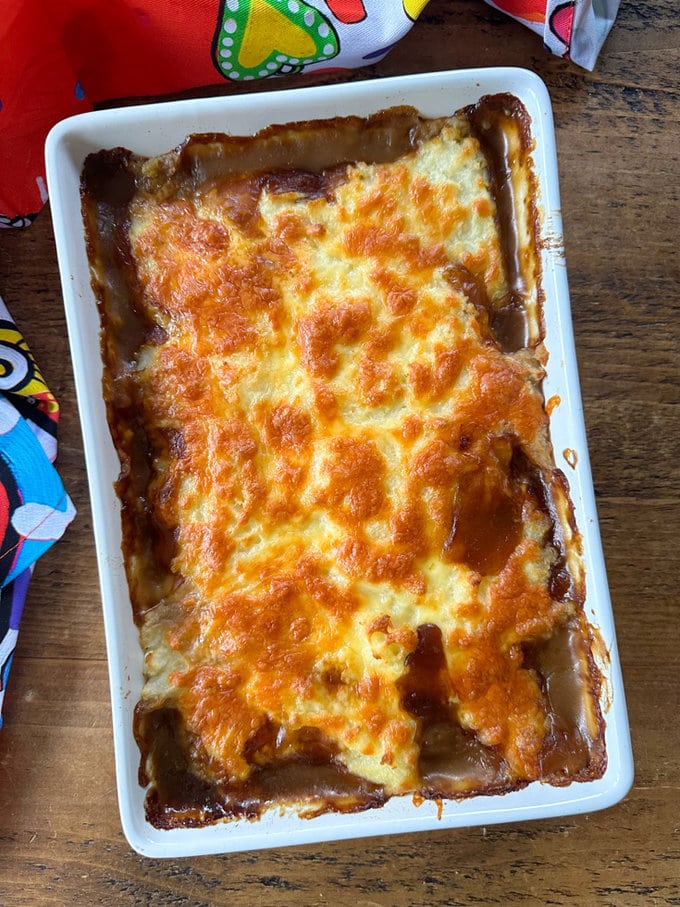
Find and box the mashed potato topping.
[82,98,606,828]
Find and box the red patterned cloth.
[0,1,619,225]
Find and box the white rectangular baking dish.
[45,67,633,858]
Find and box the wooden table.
[1,1,678,903]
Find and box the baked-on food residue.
[81,94,606,829]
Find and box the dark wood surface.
[1,1,678,903]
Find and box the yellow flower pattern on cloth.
[214,0,339,80]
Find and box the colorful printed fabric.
[486,0,620,70]
[0,296,76,725]
[0,0,619,227]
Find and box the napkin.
[0,296,76,725]
[0,0,619,228]
[487,0,620,70]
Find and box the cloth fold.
[486,0,620,70]
[0,0,620,227]
[0,296,76,724]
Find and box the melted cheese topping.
[85,107,605,823]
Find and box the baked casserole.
[81,94,606,829]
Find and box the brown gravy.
[81,95,605,828]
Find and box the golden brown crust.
[81,97,606,829]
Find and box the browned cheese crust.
[81,96,606,829]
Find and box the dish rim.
[45,66,633,858]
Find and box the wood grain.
[0,1,678,903]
